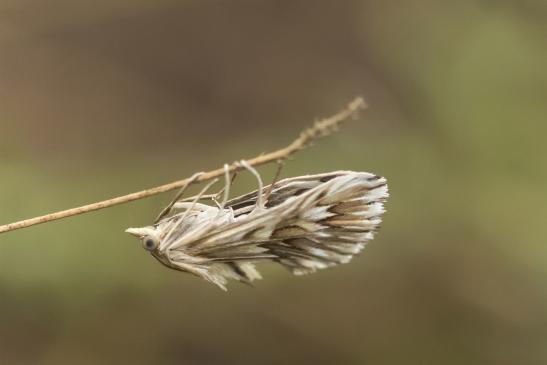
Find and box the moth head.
[125,226,160,251]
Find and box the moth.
[126,162,388,290]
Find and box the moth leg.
[239,160,265,211]
[213,166,238,207]
[155,171,203,223]
[177,193,217,203]
[163,177,220,247]
[208,163,231,209]
[219,163,232,209]
[179,169,237,206]
[263,159,284,205]
[178,178,219,221]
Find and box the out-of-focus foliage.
[1,1,546,364]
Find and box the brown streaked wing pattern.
[192,172,388,276]
[226,171,350,216]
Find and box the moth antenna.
[240,160,264,210]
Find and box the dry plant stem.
[0,97,367,234]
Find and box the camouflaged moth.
[126,162,388,290]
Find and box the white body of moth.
[127,171,388,290]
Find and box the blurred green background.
[1,1,546,364]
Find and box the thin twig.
[0,97,367,234]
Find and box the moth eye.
[142,236,159,251]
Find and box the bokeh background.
[1,1,546,364]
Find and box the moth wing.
[188,171,388,277]
[172,204,287,286]
[187,171,353,254]
[226,171,354,217]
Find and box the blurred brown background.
[1,1,546,364]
